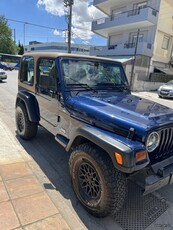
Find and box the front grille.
[161,89,170,92]
[150,127,173,164]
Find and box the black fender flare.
[66,125,149,173]
[16,90,40,123]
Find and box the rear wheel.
[15,103,38,140]
[69,143,127,217]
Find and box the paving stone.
[5,175,43,199]
[12,192,58,225]
[0,118,25,165]
[0,201,20,230]
[0,181,9,202]
[24,214,71,230]
[0,162,32,181]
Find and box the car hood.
[160,85,173,90]
[66,92,173,139]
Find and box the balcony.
[94,0,136,15]
[92,7,158,37]
[90,42,153,57]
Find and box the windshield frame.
[59,57,129,93]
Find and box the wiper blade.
[66,78,98,94]
[95,83,125,91]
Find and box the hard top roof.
[23,52,121,63]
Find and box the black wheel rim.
[78,161,101,201]
[17,111,25,133]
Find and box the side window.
[162,36,170,50]
[37,58,57,94]
[20,56,34,86]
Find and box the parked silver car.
[158,80,173,98]
[0,68,7,81]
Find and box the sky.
[0,0,107,46]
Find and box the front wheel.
[15,103,38,140]
[69,143,127,217]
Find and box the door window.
[37,58,58,95]
[20,56,34,85]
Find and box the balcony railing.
[90,42,153,57]
[93,6,158,25]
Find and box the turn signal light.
[136,151,147,162]
[115,152,123,165]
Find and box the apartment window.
[136,2,147,10]
[129,1,147,16]
[162,36,170,50]
[134,1,147,14]
[132,34,144,44]
[109,34,123,47]
[111,7,125,20]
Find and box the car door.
[36,57,59,134]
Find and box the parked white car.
[158,80,173,98]
[0,68,7,81]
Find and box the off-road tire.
[15,103,38,140]
[69,143,127,217]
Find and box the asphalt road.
[1,71,173,230]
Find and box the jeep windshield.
[61,58,129,92]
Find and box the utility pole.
[24,22,26,46]
[14,28,16,54]
[64,0,73,53]
[130,28,140,90]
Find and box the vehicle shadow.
[16,126,120,230]
[16,126,170,230]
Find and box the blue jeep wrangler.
[15,52,173,217]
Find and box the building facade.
[91,0,173,81]
[25,41,91,55]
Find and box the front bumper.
[158,90,173,98]
[131,156,173,195]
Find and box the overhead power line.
[7,18,64,31]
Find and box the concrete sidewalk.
[0,117,71,230]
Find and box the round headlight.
[146,132,160,152]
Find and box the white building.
[91,0,173,82]
[25,41,91,55]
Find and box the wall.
[154,31,173,63]
[153,0,173,63]
[133,79,163,91]
[157,0,173,35]
[132,72,164,91]
[150,73,173,82]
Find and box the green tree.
[17,41,24,55]
[0,16,15,54]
